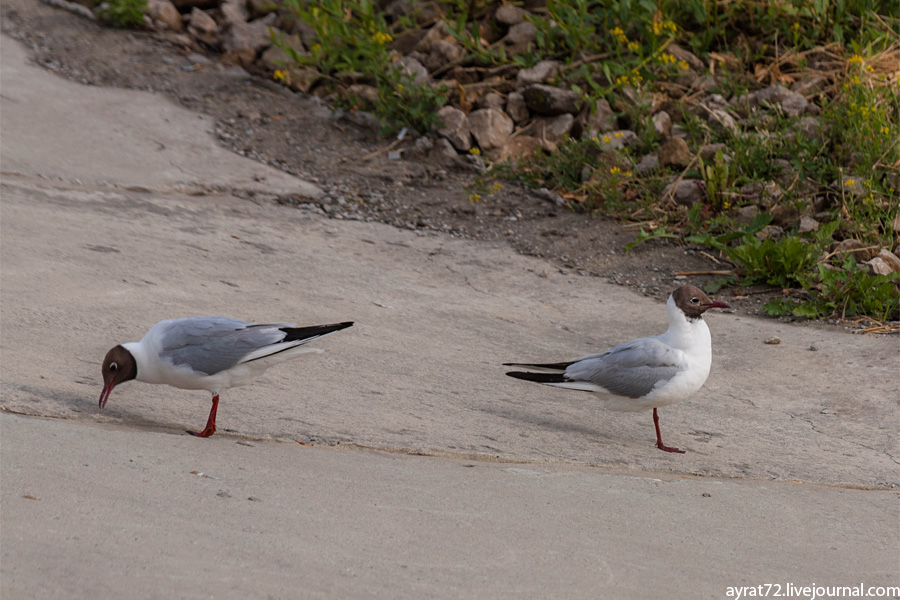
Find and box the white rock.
[187,7,217,45]
[798,216,820,233]
[468,108,514,157]
[652,111,672,137]
[515,60,560,87]
[436,106,472,152]
[661,179,704,206]
[495,4,527,25]
[505,91,529,123]
[147,0,183,31]
[532,114,574,144]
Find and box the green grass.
[275,0,447,133]
[96,0,146,27]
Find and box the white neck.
[122,340,157,384]
[662,294,711,356]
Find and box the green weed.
[763,256,900,320]
[97,0,146,27]
[687,217,836,287]
[699,150,734,213]
[277,0,446,133]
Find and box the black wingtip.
[505,371,566,383]
[280,321,354,343]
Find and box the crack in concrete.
[792,412,900,467]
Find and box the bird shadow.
[478,403,619,443]
[6,383,191,435]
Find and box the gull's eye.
[690,297,700,304]
[110,362,118,371]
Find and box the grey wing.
[564,337,684,398]
[158,317,290,375]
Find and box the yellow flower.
[371,31,393,44]
[678,59,689,71]
[469,147,481,156]
[627,41,640,53]
[882,126,891,135]
[602,135,612,143]
[624,171,632,177]
[273,70,287,82]
[614,132,623,138]
[616,75,630,85]
[845,179,856,186]
[848,54,863,64]
[865,65,874,73]
[469,193,482,203]
[791,22,800,31]
[651,20,676,36]
[610,167,621,175]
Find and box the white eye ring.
[690,297,700,304]
[110,362,118,371]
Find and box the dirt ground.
[2,0,787,308]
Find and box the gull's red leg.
[653,407,684,453]
[188,394,219,438]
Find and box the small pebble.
[808,345,818,351]
[248,496,263,502]
[764,337,782,345]
[701,493,711,497]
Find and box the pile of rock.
[143,0,283,68]
[129,0,895,254]
[137,2,826,166]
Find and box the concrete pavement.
[4,414,897,599]
[1,33,898,598]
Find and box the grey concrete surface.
[0,35,321,198]
[3,414,898,599]
[1,33,898,598]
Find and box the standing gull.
[99,317,353,437]
[504,285,730,453]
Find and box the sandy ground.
[1,33,898,598]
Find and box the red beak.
[702,300,732,310]
[99,381,114,410]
